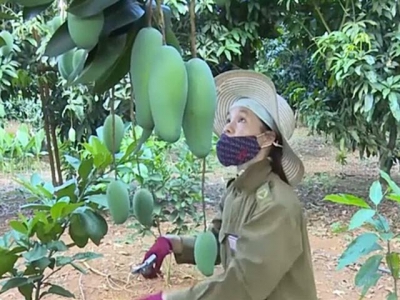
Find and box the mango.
[130,27,163,130]
[133,188,154,227]
[194,231,218,277]
[183,58,217,158]
[148,45,188,143]
[102,114,125,153]
[67,12,104,49]
[106,179,130,225]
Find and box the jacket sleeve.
[172,203,223,265]
[164,200,304,300]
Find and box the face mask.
[216,133,262,167]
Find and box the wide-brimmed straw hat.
[213,69,304,186]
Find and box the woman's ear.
[258,131,276,148]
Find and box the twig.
[189,0,197,58]
[82,262,135,292]
[79,273,85,300]
[146,0,153,27]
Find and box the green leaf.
[78,158,94,181]
[388,92,400,122]
[324,194,370,208]
[0,12,17,20]
[379,170,400,194]
[22,2,52,21]
[72,251,103,261]
[64,155,81,170]
[93,27,138,93]
[46,240,69,252]
[50,201,69,220]
[364,94,374,112]
[54,179,78,202]
[73,34,127,85]
[337,233,382,270]
[386,252,400,278]
[67,0,120,17]
[9,220,28,235]
[80,209,108,246]
[86,194,108,208]
[366,214,392,238]
[40,284,75,298]
[348,209,375,230]
[44,21,76,57]
[0,277,30,293]
[0,253,18,277]
[355,254,383,297]
[0,36,5,47]
[387,292,398,300]
[101,0,145,36]
[369,180,383,205]
[70,261,88,274]
[386,193,400,203]
[68,213,90,248]
[18,283,34,300]
[23,243,47,263]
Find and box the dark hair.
[261,122,289,185]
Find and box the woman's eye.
[238,117,246,123]
[226,118,231,123]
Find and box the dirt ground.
[1,126,399,300]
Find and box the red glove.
[138,292,163,300]
[142,237,172,279]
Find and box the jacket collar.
[232,159,273,193]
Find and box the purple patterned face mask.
[216,133,262,166]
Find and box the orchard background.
[1,0,400,299]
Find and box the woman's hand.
[141,237,172,279]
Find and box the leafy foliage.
[324,170,400,299]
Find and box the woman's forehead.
[227,106,255,117]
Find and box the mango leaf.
[388,92,400,122]
[387,292,398,300]
[67,0,120,17]
[18,283,34,300]
[40,284,75,298]
[0,253,18,277]
[93,27,138,93]
[86,194,108,208]
[324,194,370,208]
[44,21,76,57]
[337,232,382,270]
[0,12,16,20]
[379,170,400,194]
[386,252,400,279]
[72,251,102,261]
[22,2,53,21]
[0,277,30,293]
[369,180,383,206]
[348,209,375,230]
[355,254,383,297]
[387,193,400,203]
[78,157,94,181]
[101,0,145,36]
[364,93,374,112]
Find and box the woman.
[138,70,318,300]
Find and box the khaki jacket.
[165,159,318,300]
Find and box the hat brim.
[213,69,305,186]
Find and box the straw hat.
[213,69,304,186]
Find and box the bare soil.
[1,126,399,300]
